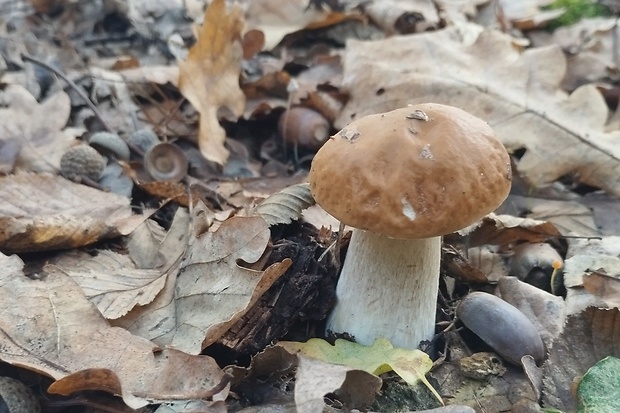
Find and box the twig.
[20,53,113,132]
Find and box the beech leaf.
[336,24,620,197]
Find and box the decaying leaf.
[279,337,440,403]
[114,205,290,354]
[583,272,620,309]
[0,85,79,173]
[553,18,619,91]
[542,308,620,412]
[154,400,227,413]
[228,345,381,413]
[295,356,381,413]
[442,245,490,283]
[364,0,440,33]
[244,0,331,49]
[0,173,146,253]
[255,183,315,226]
[0,252,227,409]
[336,24,620,197]
[178,0,246,165]
[563,237,620,287]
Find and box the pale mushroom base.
[326,230,440,350]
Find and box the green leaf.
[278,337,442,404]
[577,356,620,413]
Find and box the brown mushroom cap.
[309,103,512,239]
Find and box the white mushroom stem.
[326,230,441,350]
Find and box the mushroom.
[309,103,512,349]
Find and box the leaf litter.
[1,0,620,411]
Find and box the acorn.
[144,142,188,182]
[60,145,105,182]
[88,131,130,161]
[457,292,545,366]
[278,107,330,151]
[0,376,41,413]
[127,129,159,153]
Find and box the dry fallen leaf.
[542,307,620,412]
[364,0,439,33]
[178,0,245,165]
[336,24,620,197]
[0,85,79,173]
[48,210,191,320]
[583,272,620,309]
[230,344,381,413]
[295,356,381,413]
[244,0,331,49]
[114,204,290,354]
[50,250,167,320]
[0,252,227,409]
[449,213,562,249]
[553,18,619,91]
[0,173,146,253]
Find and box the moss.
[546,0,611,28]
[371,377,442,412]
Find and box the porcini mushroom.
[309,103,512,349]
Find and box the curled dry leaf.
[254,183,316,226]
[0,173,146,253]
[0,85,78,173]
[506,194,599,236]
[178,0,245,165]
[113,205,290,354]
[449,213,562,249]
[336,24,620,197]
[0,252,227,409]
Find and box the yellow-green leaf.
[278,337,442,404]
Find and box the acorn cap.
[309,103,512,239]
[60,145,105,181]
